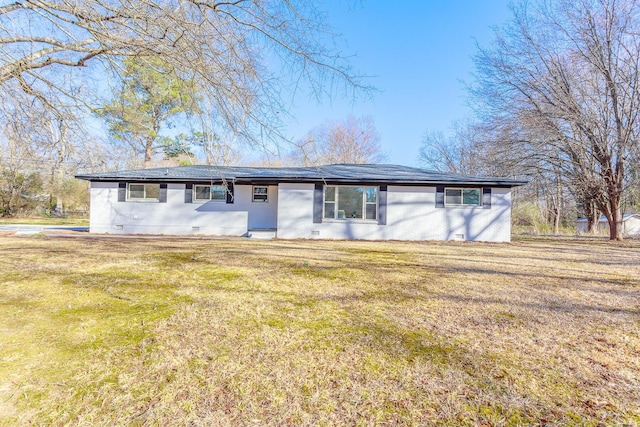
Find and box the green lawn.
[1,236,638,426]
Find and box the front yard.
[0,236,638,425]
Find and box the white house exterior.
[77,164,526,242]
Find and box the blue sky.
[280,1,513,166]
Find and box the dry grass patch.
[0,236,639,426]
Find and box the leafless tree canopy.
[418,120,505,176]
[472,0,640,240]
[291,115,387,166]
[0,0,368,142]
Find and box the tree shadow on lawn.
[415,289,640,317]
[202,269,640,322]
[434,258,639,287]
[435,250,640,274]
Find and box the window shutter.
[483,187,492,209]
[378,185,387,225]
[226,183,234,204]
[118,182,126,202]
[185,183,193,203]
[159,183,168,203]
[313,183,323,223]
[435,186,445,208]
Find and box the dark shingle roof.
[75,164,527,187]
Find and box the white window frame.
[127,183,160,201]
[323,185,378,221]
[252,186,269,203]
[193,184,226,202]
[445,187,481,206]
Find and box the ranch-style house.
[75,163,526,242]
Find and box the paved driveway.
[0,224,89,234]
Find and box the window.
[445,188,480,206]
[194,185,226,202]
[252,186,268,203]
[323,186,377,220]
[128,183,160,201]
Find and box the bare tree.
[0,83,104,216]
[418,120,495,175]
[472,0,640,240]
[0,107,42,216]
[0,1,369,154]
[292,115,387,165]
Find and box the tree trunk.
[587,211,599,234]
[54,166,65,217]
[585,199,599,234]
[554,181,561,235]
[607,195,624,241]
[144,137,154,168]
[49,169,56,216]
[601,191,623,240]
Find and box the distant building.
[575,214,640,236]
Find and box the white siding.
[624,216,640,235]
[246,185,278,229]
[276,183,512,242]
[89,181,513,241]
[275,183,316,238]
[88,182,277,235]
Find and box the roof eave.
[76,175,527,187]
